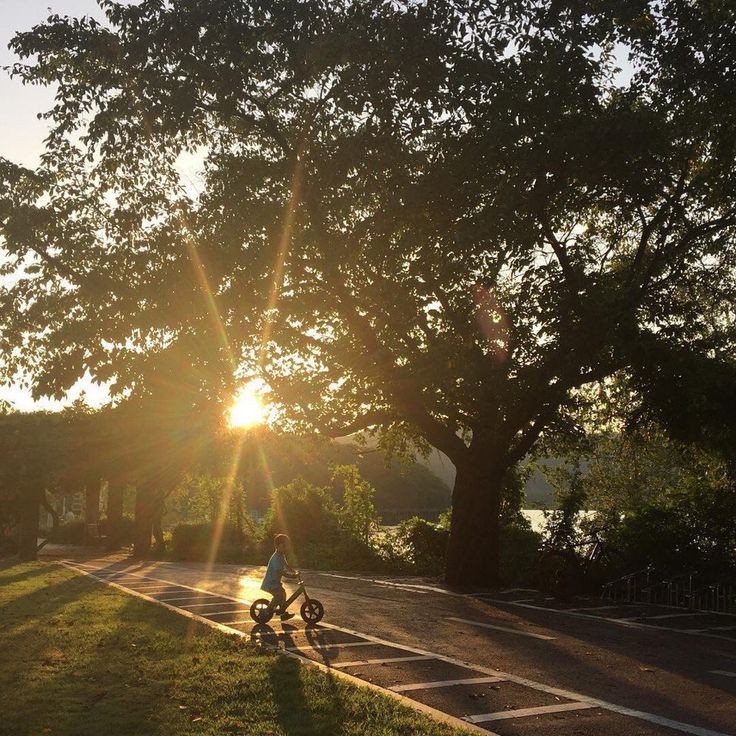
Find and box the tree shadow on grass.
[0,560,60,587]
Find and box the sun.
[228,383,268,429]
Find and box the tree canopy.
[2,0,736,583]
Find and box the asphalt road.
[62,555,736,736]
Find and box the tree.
[2,1,736,584]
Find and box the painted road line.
[567,605,638,612]
[447,617,557,641]
[317,574,431,594]
[391,676,504,693]
[489,598,736,643]
[180,601,247,610]
[332,655,432,668]
[155,594,223,603]
[63,562,253,608]
[709,670,736,678]
[316,620,735,736]
[202,610,251,618]
[62,563,499,736]
[643,613,704,620]
[286,642,379,652]
[464,702,597,723]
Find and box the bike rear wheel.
[250,598,274,624]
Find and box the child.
[261,533,299,621]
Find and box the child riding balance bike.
[250,534,324,625]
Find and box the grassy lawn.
[0,561,469,736]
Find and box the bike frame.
[270,578,309,611]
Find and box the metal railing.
[602,567,736,614]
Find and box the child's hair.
[274,533,289,547]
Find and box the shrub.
[261,479,341,558]
[389,516,448,576]
[499,524,543,586]
[46,520,86,545]
[98,515,136,543]
[171,522,254,563]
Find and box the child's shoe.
[280,611,295,621]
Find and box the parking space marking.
[391,676,504,692]
[332,655,431,668]
[155,594,218,603]
[180,601,245,610]
[286,642,379,652]
[317,573,433,594]
[644,613,705,620]
[201,610,251,617]
[485,598,736,642]
[710,670,736,678]
[464,702,597,723]
[447,616,557,640]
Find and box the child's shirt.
[261,550,287,592]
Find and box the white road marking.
[447,617,557,641]
[390,676,504,692]
[286,642,379,651]
[709,670,736,678]
[156,594,224,603]
[489,599,736,643]
[317,573,432,594]
[332,655,431,668]
[201,610,251,617]
[180,601,246,610]
[643,613,704,620]
[567,605,636,612]
[463,702,596,723]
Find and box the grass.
[0,560,470,736]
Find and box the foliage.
[541,427,736,586]
[400,517,449,576]
[330,464,379,545]
[45,520,86,545]
[499,525,543,587]
[4,1,736,583]
[170,522,255,563]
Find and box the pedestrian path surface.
[63,560,735,736]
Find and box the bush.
[46,520,86,545]
[262,479,341,557]
[499,524,543,586]
[98,515,137,543]
[171,522,254,563]
[384,516,448,576]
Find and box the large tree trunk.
[18,489,41,562]
[133,485,153,558]
[106,483,124,550]
[445,459,505,588]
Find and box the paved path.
[62,556,736,736]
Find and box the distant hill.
[245,435,451,522]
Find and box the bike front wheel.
[300,599,324,624]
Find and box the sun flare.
[228,383,268,429]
